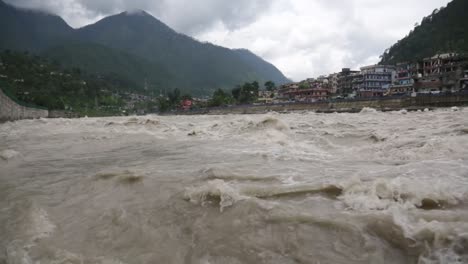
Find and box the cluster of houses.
[267,53,468,103]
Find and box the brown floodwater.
[1,108,467,264]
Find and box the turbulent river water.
[1,108,468,264]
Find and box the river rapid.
[0,108,468,264]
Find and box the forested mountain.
[380,0,468,64]
[74,11,289,93]
[0,1,289,95]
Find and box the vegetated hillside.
[43,42,175,91]
[0,50,138,115]
[380,0,468,64]
[233,49,289,85]
[0,1,289,95]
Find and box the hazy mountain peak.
[124,9,149,16]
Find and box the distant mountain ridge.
[0,1,289,95]
[380,0,468,64]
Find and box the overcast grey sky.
[6,0,452,81]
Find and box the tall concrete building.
[413,53,468,93]
[357,65,396,97]
[328,73,339,94]
[337,68,360,97]
[387,62,415,96]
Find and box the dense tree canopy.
[265,81,276,91]
[380,0,468,64]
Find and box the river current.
[1,108,467,264]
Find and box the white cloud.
[195,0,452,80]
[5,0,452,81]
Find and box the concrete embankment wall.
[0,88,48,122]
[194,94,468,115]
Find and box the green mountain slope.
[43,42,175,90]
[380,0,468,64]
[76,11,290,92]
[234,49,288,84]
[0,1,290,95]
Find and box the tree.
[231,85,241,101]
[209,88,232,107]
[181,94,192,100]
[238,81,259,104]
[157,97,171,112]
[265,81,276,91]
[168,88,181,105]
[230,81,260,104]
[299,81,309,89]
[252,81,259,90]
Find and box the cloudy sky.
[6,0,452,81]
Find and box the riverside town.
[2,51,468,119]
[266,53,468,104]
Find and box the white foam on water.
[0,149,20,160]
[360,107,378,114]
[339,177,465,211]
[184,179,248,212]
[29,207,56,241]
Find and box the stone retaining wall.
[189,94,468,115]
[0,88,48,122]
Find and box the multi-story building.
[422,53,466,76]
[395,62,413,85]
[328,73,339,94]
[413,53,468,93]
[357,65,395,98]
[388,62,415,96]
[278,80,330,102]
[307,76,330,90]
[337,68,360,97]
[257,90,275,104]
[460,70,468,91]
[351,72,363,95]
[277,83,299,101]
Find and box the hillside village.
[266,53,468,104]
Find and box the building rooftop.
[360,64,396,71]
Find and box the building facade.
[328,73,339,94]
[337,68,360,97]
[278,80,331,102]
[357,65,395,98]
[388,62,415,96]
[414,53,468,93]
[460,70,468,91]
